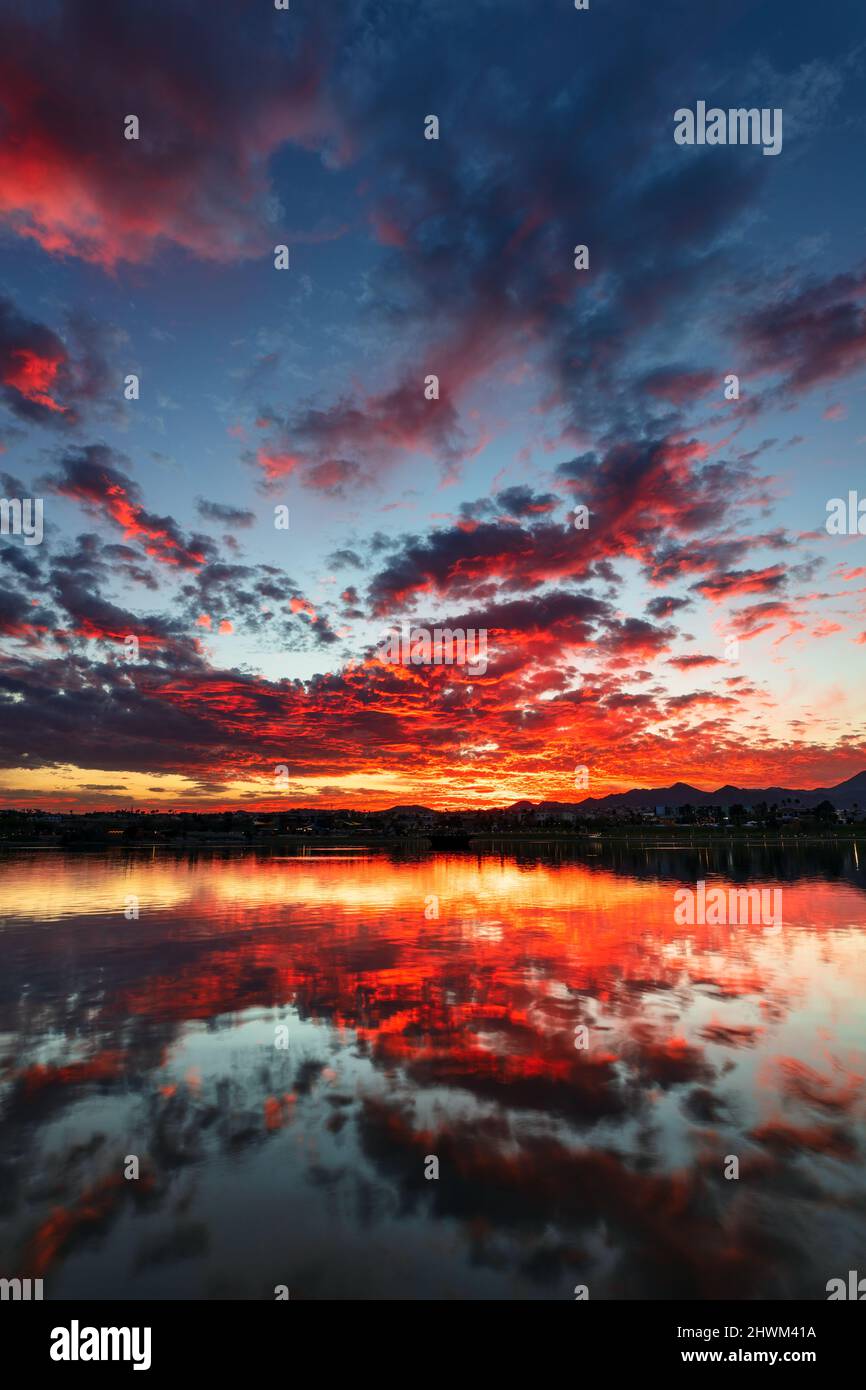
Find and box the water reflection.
[0,844,864,1299]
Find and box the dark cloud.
[0,0,345,267]
[0,296,117,427]
[39,445,218,570]
[738,265,866,399]
[495,486,560,518]
[196,499,256,528]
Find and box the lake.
[0,842,863,1300]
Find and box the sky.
[0,0,865,812]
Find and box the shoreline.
[0,829,861,851]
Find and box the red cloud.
[2,347,67,413]
[42,445,214,569]
[290,596,317,621]
[0,4,342,268]
[693,565,788,602]
[253,377,466,495]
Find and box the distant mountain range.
[531,770,866,814]
[384,771,866,815]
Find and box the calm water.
[0,843,864,1300]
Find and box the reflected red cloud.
[3,851,863,1295]
[749,1121,856,1158]
[774,1057,864,1114]
[15,1051,126,1099]
[20,1174,154,1280]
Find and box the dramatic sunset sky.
[0,0,865,810]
